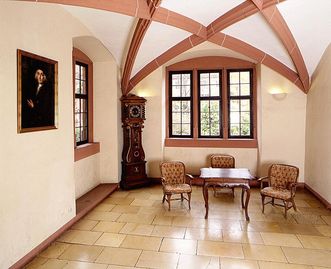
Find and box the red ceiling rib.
[251,0,264,10]
[261,5,310,92]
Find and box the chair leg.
[181,193,184,202]
[162,194,165,203]
[272,198,275,206]
[231,187,235,198]
[292,198,297,211]
[261,195,266,213]
[187,192,191,210]
[283,200,288,219]
[166,194,172,211]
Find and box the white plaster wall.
[305,44,331,203]
[132,62,306,180]
[259,65,307,181]
[0,2,106,268]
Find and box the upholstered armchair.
[258,164,299,218]
[210,154,235,196]
[160,161,193,211]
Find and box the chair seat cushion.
[261,187,292,200]
[164,184,192,194]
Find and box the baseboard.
[9,183,118,269]
[304,183,331,209]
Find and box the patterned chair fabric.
[160,161,192,211]
[210,154,235,197]
[259,164,299,218]
[211,154,235,168]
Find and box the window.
[166,57,256,148]
[198,71,222,138]
[169,71,193,137]
[75,62,88,145]
[73,48,99,161]
[228,70,253,138]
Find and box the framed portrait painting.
[17,49,58,133]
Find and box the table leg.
[203,183,209,219]
[243,187,251,221]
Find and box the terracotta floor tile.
[136,250,179,269]
[95,247,141,266]
[63,261,108,269]
[130,198,155,207]
[92,221,125,233]
[279,224,322,236]
[59,244,103,262]
[25,257,48,269]
[93,203,115,212]
[223,231,263,244]
[57,230,102,245]
[261,232,303,247]
[220,257,259,269]
[297,234,331,250]
[85,211,121,222]
[242,244,287,262]
[282,247,331,267]
[119,223,154,236]
[117,213,155,224]
[120,234,162,251]
[94,232,126,247]
[103,197,134,205]
[185,227,223,241]
[321,215,331,225]
[151,225,186,238]
[314,225,331,237]
[160,238,197,254]
[241,221,282,233]
[152,215,174,226]
[71,220,98,231]
[197,241,244,258]
[177,254,218,269]
[258,261,313,269]
[110,205,140,214]
[36,259,68,269]
[39,242,70,259]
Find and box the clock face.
[129,105,141,118]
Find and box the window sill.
[74,142,100,162]
[164,138,257,148]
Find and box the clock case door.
[120,94,150,189]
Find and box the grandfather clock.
[120,94,150,189]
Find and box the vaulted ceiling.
[21,0,331,95]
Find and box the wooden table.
[200,168,254,221]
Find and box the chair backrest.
[160,161,186,185]
[210,154,235,168]
[268,164,299,189]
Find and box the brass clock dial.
[129,105,141,118]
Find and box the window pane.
[75,98,80,113]
[75,65,80,79]
[230,100,239,112]
[172,112,181,123]
[182,101,190,112]
[181,86,191,97]
[230,112,240,124]
[230,85,239,96]
[230,72,239,84]
[240,71,250,83]
[182,124,191,135]
[81,66,86,81]
[240,84,250,96]
[172,124,181,135]
[241,124,250,136]
[81,127,88,141]
[200,85,209,97]
[200,100,209,113]
[172,86,181,97]
[230,124,240,136]
[82,112,88,126]
[75,79,81,94]
[241,112,250,123]
[210,73,219,85]
[210,100,219,113]
[80,81,86,95]
[75,128,81,142]
[182,74,191,85]
[210,85,220,97]
[200,113,210,136]
[200,73,209,85]
[241,100,250,111]
[172,74,181,85]
[182,113,190,124]
[172,101,181,112]
[81,99,87,112]
[75,114,80,127]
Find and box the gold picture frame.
[17,49,58,133]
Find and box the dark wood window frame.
[73,48,100,161]
[165,56,257,148]
[169,71,193,138]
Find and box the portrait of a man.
[17,50,58,133]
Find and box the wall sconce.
[269,88,288,100]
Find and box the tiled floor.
[26,186,331,269]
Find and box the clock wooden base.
[120,161,151,189]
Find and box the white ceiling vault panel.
[160,0,245,26]
[278,0,331,76]
[132,21,191,77]
[223,13,296,71]
[62,5,135,65]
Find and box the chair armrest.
[288,182,297,196]
[160,177,166,185]
[186,174,194,186]
[257,176,269,189]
